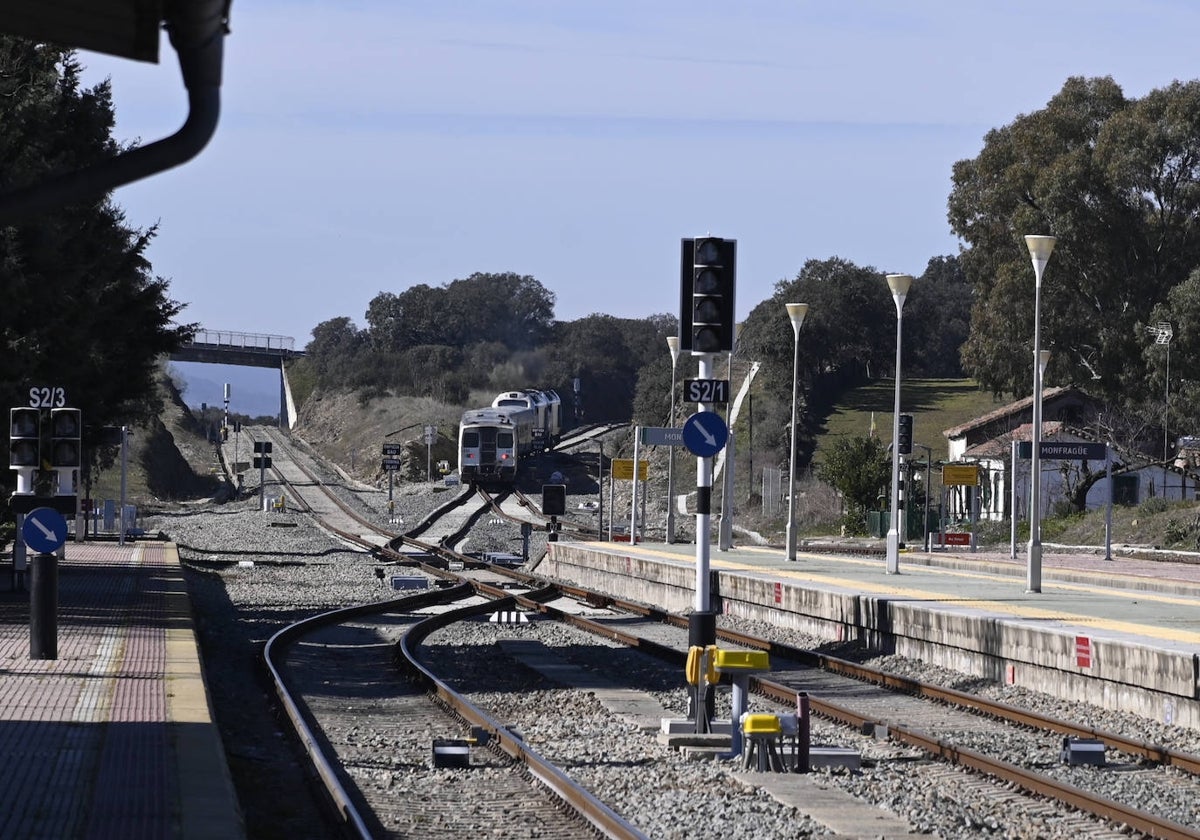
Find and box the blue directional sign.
[682,410,729,457]
[22,506,68,554]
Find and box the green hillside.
[812,378,1008,465]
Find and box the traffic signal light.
[897,413,913,456]
[9,407,40,469]
[680,236,736,353]
[50,408,82,467]
[50,408,81,496]
[691,237,736,353]
[542,484,566,517]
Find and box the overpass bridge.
[169,330,305,427]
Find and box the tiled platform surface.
[0,540,243,840]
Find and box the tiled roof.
[942,385,1078,439]
[962,421,1064,459]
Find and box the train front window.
[463,431,479,447]
[497,432,514,448]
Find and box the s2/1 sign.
[684,379,729,404]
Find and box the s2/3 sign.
[28,386,67,408]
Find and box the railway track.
[250,426,1200,839]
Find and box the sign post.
[253,440,273,510]
[423,425,437,482]
[382,443,401,501]
[24,507,67,660]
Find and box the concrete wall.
[544,542,1200,729]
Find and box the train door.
[480,427,498,476]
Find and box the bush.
[838,510,868,537]
[1138,496,1170,517]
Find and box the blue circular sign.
[22,507,68,554]
[682,410,729,457]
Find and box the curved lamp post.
[885,274,913,575]
[666,335,681,543]
[784,303,809,560]
[1025,234,1056,593]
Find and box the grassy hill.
[813,378,1007,464]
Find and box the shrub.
[1138,496,1170,517]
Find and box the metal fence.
[189,329,295,352]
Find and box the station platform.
[0,540,243,839]
[543,538,1200,729]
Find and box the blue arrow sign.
[682,411,729,457]
[23,506,68,554]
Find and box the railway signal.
[679,236,737,354]
[10,407,40,498]
[10,407,40,469]
[542,484,566,516]
[50,408,81,496]
[898,413,913,455]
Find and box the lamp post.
[784,303,809,560]
[884,275,913,574]
[666,335,681,543]
[1147,322,1173,463]
[1025,234,1056,593]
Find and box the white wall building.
[941,387,1196,523]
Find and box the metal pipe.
[0,0,229,223]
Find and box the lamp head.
[1025,235,1056,285]
[785,303,809,336]
[885,274,913,315]
[666,335,680,362]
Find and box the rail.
[188,329,296,352]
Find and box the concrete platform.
[544,539,1200,728]
[0,540,243,839]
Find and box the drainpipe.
[0,0,230,223]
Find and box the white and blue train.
[458,389,562,483]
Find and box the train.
[457,389,563,483]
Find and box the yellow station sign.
[611,458,649,480]
[941,463,981,486]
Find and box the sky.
[72,0,1200,409]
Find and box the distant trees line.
[292,256,974,467]
[290,272,679,423]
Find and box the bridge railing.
[189,330,295,352]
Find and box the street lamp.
[666,335,682,543]
[885,274,913,574]
[784,303,809,560]
[1025,234,1056,593]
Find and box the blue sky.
[79,1,1200,358]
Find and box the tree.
[305,317,366,383]
[0,40,193,501]
[365,273,556,355]
[949,76,1200,405]
[546,313,673,424]
[905,256,971,378]
[814,435,890,530]
[736,258,897,466]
